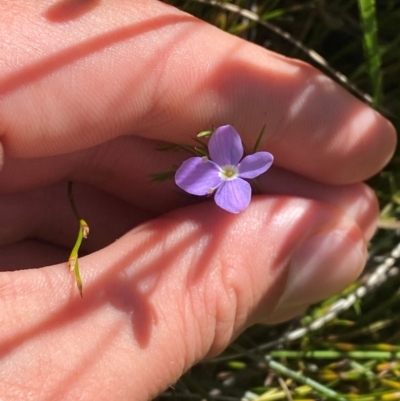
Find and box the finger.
[0,197,366,400]
[258,167,379,241]
[0,136,379,240]
[0,0,395,184]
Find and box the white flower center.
[219,165,239,181]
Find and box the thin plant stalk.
[68,181,89,297]
[357,0,382,105]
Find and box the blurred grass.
[357,0,382,105]
[155,1,400,400]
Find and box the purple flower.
[175,125,274,213]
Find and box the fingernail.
[278,229,366,308]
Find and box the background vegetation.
[156,1,400,400]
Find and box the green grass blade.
[357,0,382,106]
[267,358,349,401]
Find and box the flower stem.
[253,124,266,153]
[68,181,89,297]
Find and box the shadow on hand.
[44,0,101,23]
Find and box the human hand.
[0,1,396,400]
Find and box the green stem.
[270,350,400,359]
[357,0,382,106]
[68,181,89,297]
[253,124,266,153]
[266,358,349,401]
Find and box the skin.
[0,1,396,400]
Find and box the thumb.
[0,1,395,185]
[0,197,366,400]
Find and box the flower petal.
[214,178,251,214]
[175,157,221,196]
[208,125,243,166]
[238,152,274,179]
